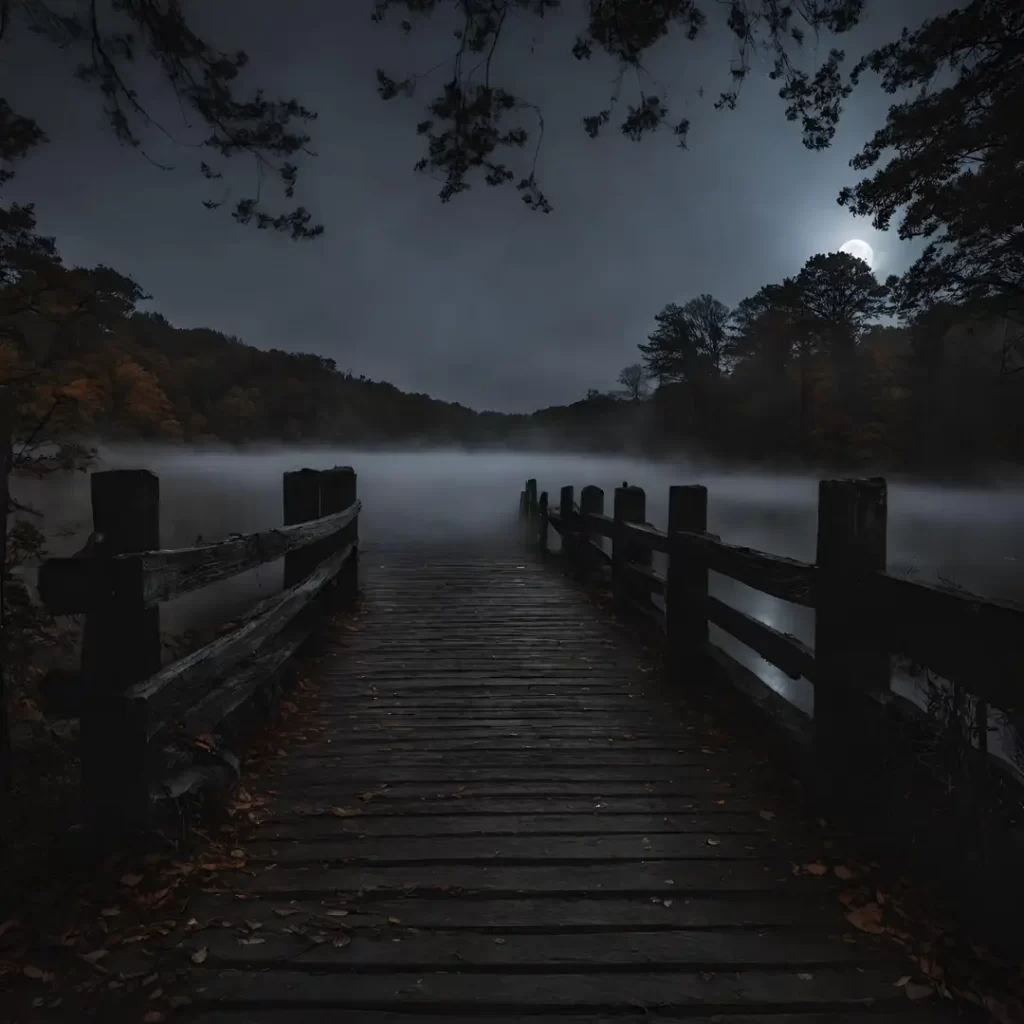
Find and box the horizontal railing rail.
[35,465,360,842]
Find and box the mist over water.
[21,445,1024,719]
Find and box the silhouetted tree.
[373,1,866,210]
[0,7,321,238]
[617,363,648,401]
[836,0,1024,319]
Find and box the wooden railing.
[36,466,360,841]
[519,476,1024,792]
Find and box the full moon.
[840,238,875,267]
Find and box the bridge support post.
[666,485,709,679]
[613,484,647,606]
[283,469,322,588]
[813,477,889,808]
[578,485,604,577]
[559,486,575,564]
[320,466,358,601]
[80,469,161,842]
[537,492,549,554]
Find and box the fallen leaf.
[895,976,911,987]
[331,807,361,818]
[802,862,828,877]
[834,864,855,880]
[120,874,143,888]
[191,948,208,964]
[797,972,813,981]
[168,996,192,1009]
[333,935,351,948]
[494,937,506,945]
[81,949,109,965]
[325,910,349,918]
[238,937,265,946]
[0,918,19,939]
[23,965,53,982]
[706,838,721,847]
[142,1012,166,1023]
[100,907,121,918]
[274,908,301,917]
[387,916,401,925]
[758,810,775,821]
[845,904,885,935]
[230,849,245,859]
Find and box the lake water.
[18,446,1024,738]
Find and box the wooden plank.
[584,511,614,538]
[256,812,775,837]
[622,519,670,553]
[188,894,839,932]
[623,559,665,594]
[193,927,896,970]
[275,796,766,816]
[142,501,358,607]
[189,1013,957,1024]
[224,861,828,896]
[707,595,816,681]
[240,833,787,863]
[37,500,360,612]
[174,625,312,739]
[674,530,816,607]
[127,541,353,737]
[868,570,1024,714]
[261,766,745,785]
[185,967,922,1012]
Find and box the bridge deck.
[186,547,952,1022]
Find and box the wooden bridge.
[28,465,1024,1021]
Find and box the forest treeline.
[2,221,1021,470]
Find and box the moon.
[840,238,875,268]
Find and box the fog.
[19,446,1024,720]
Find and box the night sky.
[3,1,942,412]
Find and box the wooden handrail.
[38,500,361,612]
[520,475,1024,778]
[36,465,360,841]
[131,540,354,739]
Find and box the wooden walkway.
[182,545,959,1023]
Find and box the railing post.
[80,469,161,841]
[665,485,709,677]
[559,485,575,564]
[612,483,646,605]
[525,479,538,526]
[538,491,549,554]
[283,468,322,588]
[578,485,604,576]
[813,477,889,805]
[320,466,358,601]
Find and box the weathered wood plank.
[188,893,840,932]
[189,1013,958,1024]
[128,541,353,737]
[707,595,816,681]
[218,861,830,896]
[255,811,774,837]
[193,927,897,970]
[187,967,922,1012]
[675,530,817,607]
[241,832,787,863]
[621,519,670,554]
[37,501,359,613]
